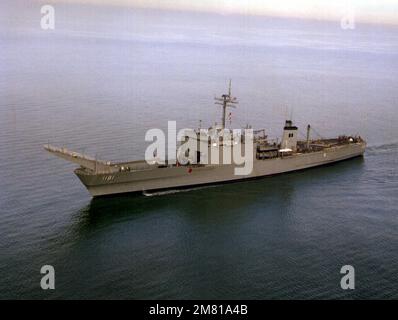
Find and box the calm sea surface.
[0,3,398,299]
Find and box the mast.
[214,79,238,129]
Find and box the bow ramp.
[44,144,115,173]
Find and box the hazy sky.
[41,0,398,25]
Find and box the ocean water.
[0,2,398,299]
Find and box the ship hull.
[75,142,366,197]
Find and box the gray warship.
[45,84,366,197]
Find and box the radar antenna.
[214,79,238,129]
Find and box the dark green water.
[1,3,397,299]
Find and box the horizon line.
[32,0,398,27]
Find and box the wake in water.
[366,141,398,155]
[142,184,220,197]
